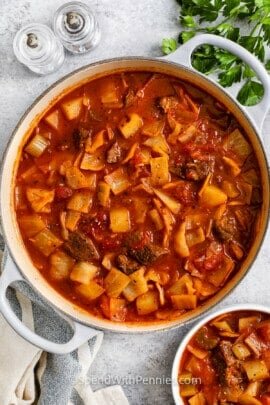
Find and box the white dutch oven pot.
[171,303,270,405]
[0,35,269,354]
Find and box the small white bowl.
[171,303,270,405]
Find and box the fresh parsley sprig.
[162,0,270,106]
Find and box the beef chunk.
[64,232,100,261]
[73,128,90,150]
[220,341,236,366]
[211,347,227,385]
[213,215,239,242]
[171,160,210,182]
[128,244,168,265]
[106,142,121,163]
[116,254,140,275]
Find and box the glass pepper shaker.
[13,24,65,75]
[53,1,101,54]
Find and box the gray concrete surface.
[0,1,270,404]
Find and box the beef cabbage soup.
[14,72,262,323]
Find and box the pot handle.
[165,34,270,133]
[0,254,102,354]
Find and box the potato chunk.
[104,268,130,298]
[44,109,61,131]
[171,294,197,310]
[110,207,131,233]
[76,281,105,300]
[70,262,98,284]
[50,251,74,280]
[136,291,159,315]
[243,360,269,381]
[61,97,83,120]
[199,185,227,207]
[67,191,92,213]
[119,113,143,138]
[150,156,170,186]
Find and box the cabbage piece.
[186,227,205,248]
[80,152,105,171]
[223,129,252,164]
[142,120,165,137]
[25,134,49,157]
[207,256,235,287]
[188,392,206,405]
[144,135,170,156]
[123,268,148,302]
[167,274,195,296]
[26,188,55,213]
[223,156,241,176]
[30,229,62,256]
[149,208,164,230]
[65,167,96,189]
[104,168,131,195]
[65,210,81,231]
[153,189,181,214]
[174,221,190,257]
[119,113,143,138]
[122,142,139,164]
[85,130,105,153]
[18,214,46,237]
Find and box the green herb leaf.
[218,64,242,87]
[180,15,196,28]
[237,80,264,106]
[162,38,177,55]
[265,59,270,70]
[178,31,196,44]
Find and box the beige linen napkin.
[0,252,129,405]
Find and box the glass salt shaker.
[13,24,65,75]
[53,1,101,54]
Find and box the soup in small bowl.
[172,305,270,405]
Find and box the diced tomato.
[55,185,73,200]
[257,321,270,342]
[99,235,123,250]
[173,182,197,205]
[100,295,110,319]
[261,393,270,405]
[262,350,270,368]
[131,148,143,166]
[189,358,216,385]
